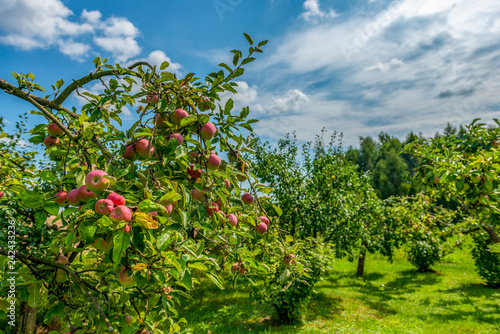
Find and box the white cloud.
[299,0,338,22]
[58,39,91,61]
[81,9,102,23]
[365,58,403,72]
[0,0,142,62]
[94,36,141,63]
[255,0,500,146]
[127,50,183,75]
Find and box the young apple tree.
[0,34,298,333]
[405,119,500,286]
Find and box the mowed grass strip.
[179,242,500,334]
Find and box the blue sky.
[1,0,500,147]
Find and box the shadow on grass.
[424,283,500,325]
[320,269,443,318]
[303,292,343,321]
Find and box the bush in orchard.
[0,34,303,333]
[386,193,458,272]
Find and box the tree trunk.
[357,243,367,277]
[18,301,37,334]
[482,225,500,244]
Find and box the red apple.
[122,144,137,161]
[85,170,110,194]
[118,266,136,287]
[170,109,189,126]
[77,185,96,202]
[241,193,254,205]
[146,93,159,104]
[167,133,184,145]
[164,204,173,215]
[227,214,238,227]
[47,123,64,137]
[54,191,69,207]
[259,216,270,226]
[191,188,205,202]
[155,113,168,128]
[200,122,217,140]
[188,151,201,162]
[231,262,241,273]
[224,179,231,189]
[124,224,132,233]
[187,164,202,179]
[125,315,133,325]
[207,153,221,170]
[255,222,267,235]
[207,202,219,217]
[67,189,80,206]
[0,191,4,199]
[57,254,69,265]
[283,254,296,265]
[228,150,241,163]
[215,197,224,209]
[110,205,132,223]
[107,192,126,206]
[44,136,60,148]
[198,99,211,111]
[471,174,482,183]
[95,199,114,215]
[135,139,155,159]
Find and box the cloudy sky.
[1,0,499,147]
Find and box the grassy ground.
[179,243,500,334]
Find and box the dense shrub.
[251,238,332,324]
[471,231,500,288]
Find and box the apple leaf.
[279,268,291,283]
[180,115,197,127]
[27,282,41,308]
[243,33,253,45]
[206,273,224,290]
[113,229,131,268]
[44,202,59,216]
[39,170,56,182]
[138,200,166,213]
[157,231,174,251]
[133,263,147,271]
[22,191,43,208]
[491,243,500,253]
[43,301,64,325]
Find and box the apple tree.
[405,119,500,286]
[0,34,298,333]
[386,193,458,272]
[250,131,402,277]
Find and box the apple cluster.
[54,170,134,230]
[44,123,64,148]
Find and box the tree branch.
[53,61,153,105]
[0,249,118,334]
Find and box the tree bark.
[482,225,500,244]
[18,301,37,334]
[357,243,367,277]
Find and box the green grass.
[178,243,500,334]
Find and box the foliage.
[346,132,421,199]
[0,34,300,333]
[471,230,500,288]
[251,131,401,265]
[387,193,458,271]
[405,119,500,282]
[179,240,500,333]
[251,238,332,324]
